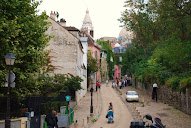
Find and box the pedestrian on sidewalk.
[152,83,158,101]
[125,79,127,86]
[45,108,56,128]
[112,79,115,88]
[119,79,123,89]
[97,81,100,89]
[122,80,125,87]
[52,109,58,128]
[108,102,114,112]
[117,79,119,87]
[127,77,130,86]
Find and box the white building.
[45,11,87,103]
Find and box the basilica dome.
[81,9,94,31]
[119,27,133,40]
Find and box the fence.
[0,95,75,119]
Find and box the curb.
[114,86,122,95]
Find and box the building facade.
[45,12,87,103]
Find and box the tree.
[97,40,115,79]
[87,50,97,77]
[120,0,191,90]
[119,0,159,56]
[38,73,83,97]
[0,0,52,97]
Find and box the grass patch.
[92,119,97,123]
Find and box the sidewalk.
[70,83,102,128]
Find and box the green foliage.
[152,36,191,73]
[0,0,52,97]
[87,50,97,77]
[180,77,191,88]
[120,0,191,91]
[38,74,83,97]
[166,77,181,90]
[41,101,67,115]
[92,119,97,123]
[97,40,115,79]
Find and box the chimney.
[50,11,56,21]
[90,30,94,37]
[59,18,66,27]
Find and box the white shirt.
[153,83,158,88]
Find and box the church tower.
[81,9,94,37]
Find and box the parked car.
[126,91,139,102]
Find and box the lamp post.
[5,52,16,128]
[90,72,94,114]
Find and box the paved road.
[119,85,191,128]
[73,82,191,128]
[90,83,133,128]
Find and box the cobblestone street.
[72,82,191,128]
[119,85,191,128]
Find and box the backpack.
[45,113,55,126]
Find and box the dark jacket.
[45,113,56,127]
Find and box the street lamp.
[5,52,16,128]
[90,72,94,114]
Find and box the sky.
[38,0,126,39]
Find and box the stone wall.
[46,17,79,75]
[0,117,28,128]
[133,76,191,115]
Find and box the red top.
[97,82,100,87]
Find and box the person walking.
[108,102,114,112]
[152,83,158,101]
[97,81,100,89]
[119,79,123,89]
[127,77,130,86]
[52,109,58,128]
[122,80,126,87]
[125,79,127,86]
[112,79,115,88]
[117,79,119,87]
[45,108,56,128]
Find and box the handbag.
[106,114,108,118]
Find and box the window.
[100,53,102,58]
[95,51,97,61]
[119,56,122,62]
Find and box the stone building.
[81,9,94,38]
[45,11,87,103]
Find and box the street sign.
[5,82,15,88]
[65,96,71,101]
[6,72,15,82]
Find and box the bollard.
[87,116,90,123]
[90,113,94,117]
[135,109,139,117]
[74,120,78,128]
[146,100,150,106]
[139,115,142,121]
[83,118,87,126]
[137,111,140,116]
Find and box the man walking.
[152,83,158,101]
[97,81,100,89]
[45,108,56,128]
